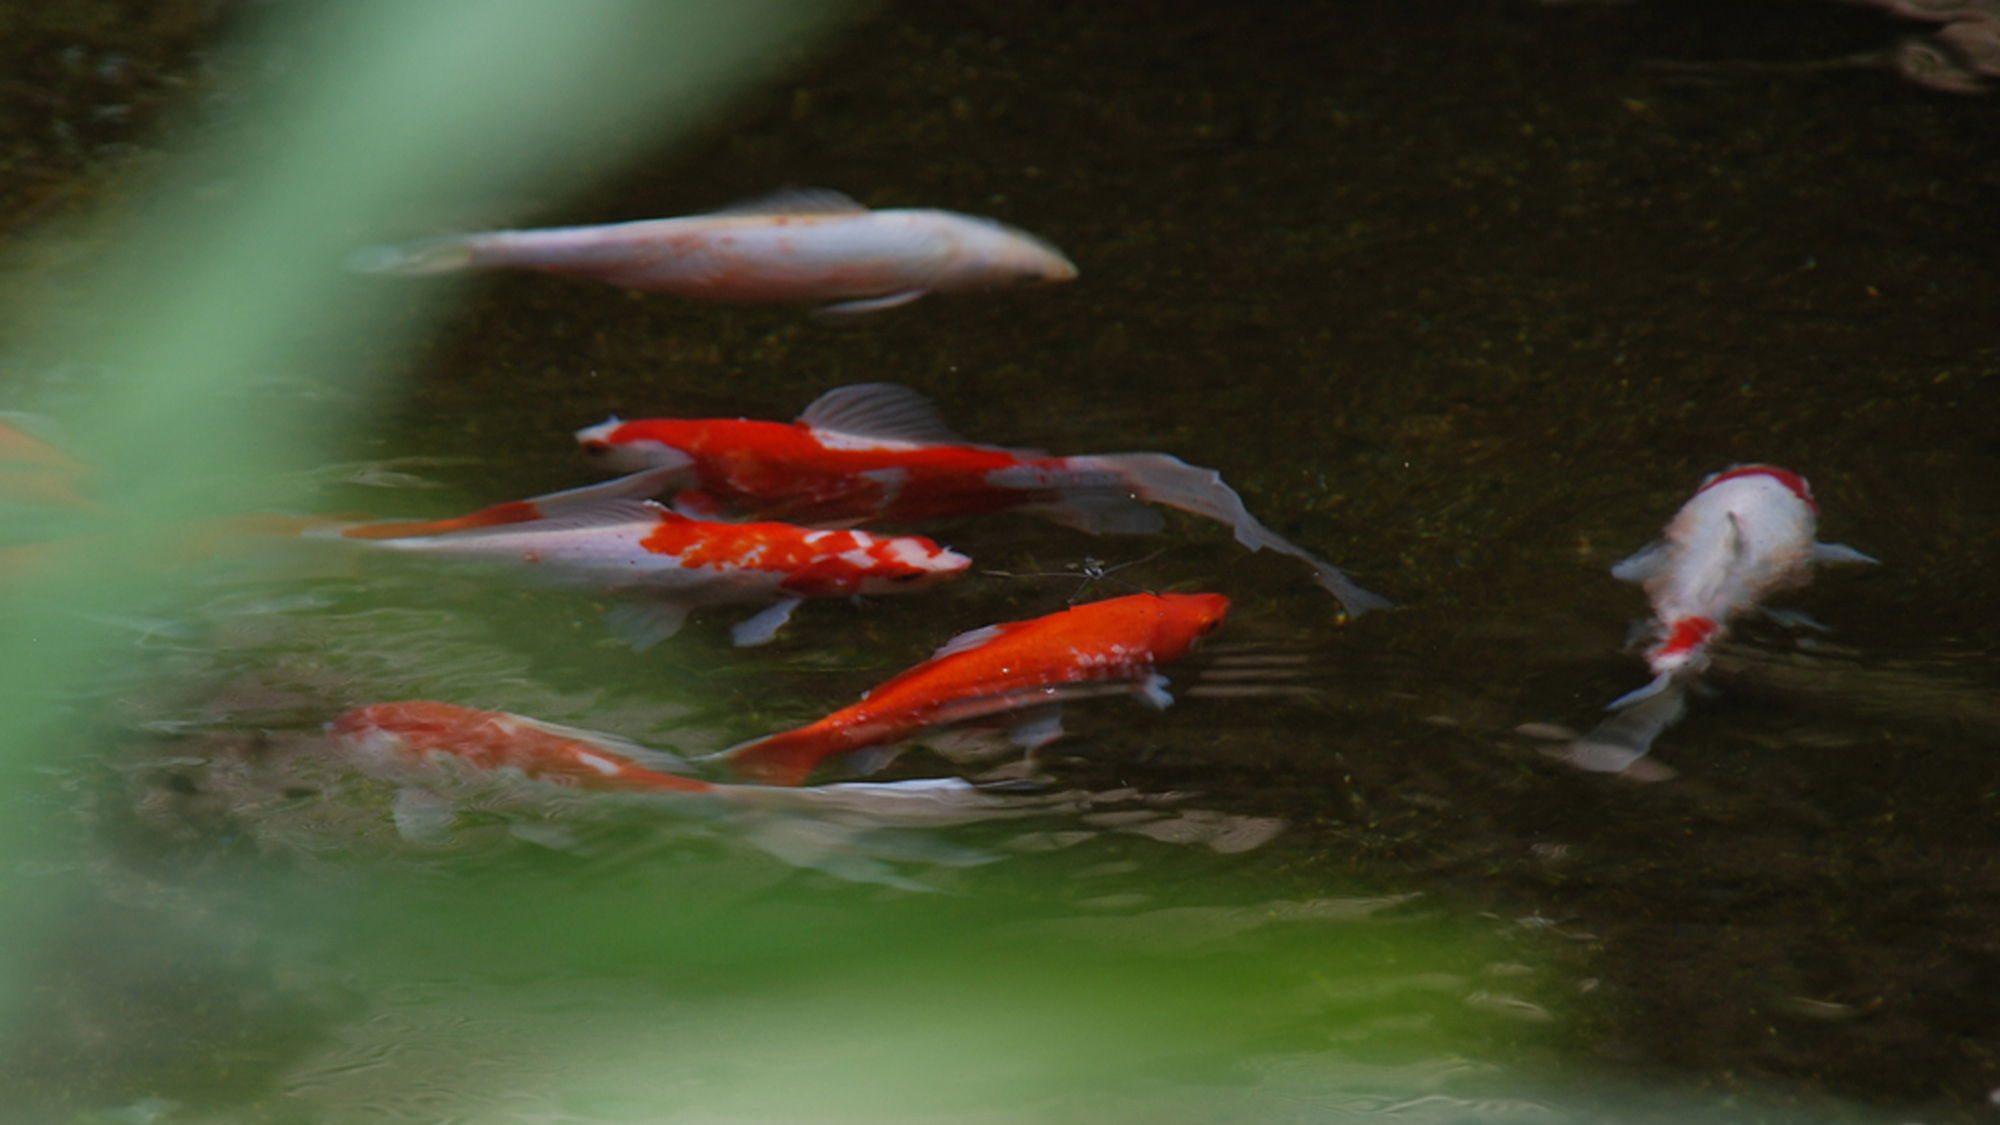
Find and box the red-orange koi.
[577,384,1385,616]
[715,591,1230,786]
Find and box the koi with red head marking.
[1553,464,1877,778]
[712,591,1231,786]
[1610,464,1873,699]
[316,466,970,649]
[577,383,1386,617]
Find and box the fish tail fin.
[344,235,479,276]
[1547,679,1689,780]
[1092,453,1390,616]
[711,730,837,787]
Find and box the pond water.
[2,0,1998,1122]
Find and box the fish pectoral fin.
[1812,542,1878,566]
[604,601,689,652]
[928,623,1008,661]
[1005,705,1067,751]
[391,787,456,845]
[797,383,969,445]
[1138,673,1175,710]
[730,596,804,647]
[813,289,929,316]
[1761,606,1832,633]
[1610,542,1671,584]
[841,745,909,777]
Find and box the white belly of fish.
[363,524,790,604]
[467,212,959,300]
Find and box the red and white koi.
[1558,464,1875,776]
[713,591,1231,786]
[347,189,1077,315]
[319,466,970,649]
[577,383,1386,616]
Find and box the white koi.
[1554,464,1876,777]
[347,189,1077,315]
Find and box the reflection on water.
[4,0,2000,1121]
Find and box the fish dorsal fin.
[798,383,968,447]
[927,623,1009,661]
[522,463,690,513]
[447,498,664,538]
[503,713,689,769]
[713,188,867,218]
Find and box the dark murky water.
[3,1,1999,1122]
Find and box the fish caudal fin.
[345,235,479,276]
[1091,453,1390,616]
[1546,681,1688,781]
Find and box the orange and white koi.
[332,700,713,793]
[714,591,1231,786]
[1558,464,1875,776]
[347,189,1077,315]
[578,384,1386,616]
[321,467,970,649]
[328,700,1076,889]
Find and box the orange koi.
[578,384,1386,616]
[715,591,1230,786]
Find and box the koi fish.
[713,591,1231,786]
[1557,464,1876,776]
[346,189,1078,315]
[332,700,714,794]
[577,383,1387,617]
[329,700,1076,890]
[320,466,970,649]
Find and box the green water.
[2,0,1998,1121]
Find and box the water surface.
[2,0,1998,1121]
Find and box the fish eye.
[890,572,925,584]
[581,440,610,456]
